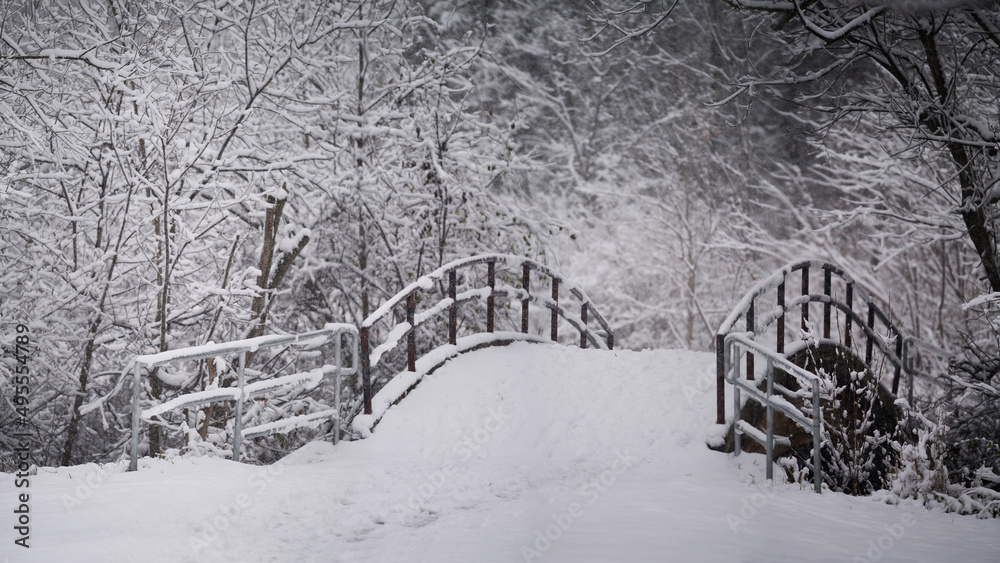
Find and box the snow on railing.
[725,333,825,494]
[128,324,358,471]
[714,259,946,425]
[359,254,614,417]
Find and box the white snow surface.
[4,343,998,562]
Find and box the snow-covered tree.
[0,0,549,466]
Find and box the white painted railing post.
[812,379,822,494]
[733,338,742,456]
[725,333,824,494]
[334,334,342,445]
[765,358,774,482]
[129,362,142,472]
[233,353,246,463]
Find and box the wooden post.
[580,302,588,349]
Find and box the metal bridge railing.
[359,254,613,416]
[128,323,358,471]
[726,333,824,493]
[715,260,916,425]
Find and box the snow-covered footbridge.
[127,254,613,469]
[21,338,998,561]
[712,260,955,492]
[126,255,952,483]
[22,256,999,561]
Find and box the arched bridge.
[354,253,614,434]
[714,259,953,492]
[125,254,613,469]
[126,254,958,485]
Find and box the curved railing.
[715,260,911,425]
[357,254,614,424]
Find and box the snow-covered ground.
[3,343,998,562]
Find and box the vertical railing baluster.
[777,280,785,355]
[845,283,854,350]
[734,363,742,456]
[551,277,559,342]
[746,299,754,381]
[823,267,832,339]
[801,265,810,331]
[521,264,530,333]
[406,293,416,372]
[716,333,725,425]
[487,260,495,333]
[893,331,902,395]
[812,378,822,494]
[907,346,915,406]
[448,270,457,345]
[233,352,246,463]
[129,363,142,471]
[865,304,875,365]
[334,331,342,445]
[361,326,372,414]
[766,358,774,482]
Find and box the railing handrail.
[129,323,358,471]
[359,253,614,415]
[726,333,821,385]
[715,259,918,424]
[726,333,824,493]
[135,324,357,367]
[361,254,613,336]
[718,260,899,337]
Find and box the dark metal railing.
[715,260,907,425]
[359,254,614,415]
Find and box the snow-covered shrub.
[887,420,950,502]
[790,341,899,496]
[822,367,897,495]
[879,417,1000,518]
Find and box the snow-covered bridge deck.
[10,344,998,562]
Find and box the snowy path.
[4,343,998,562]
